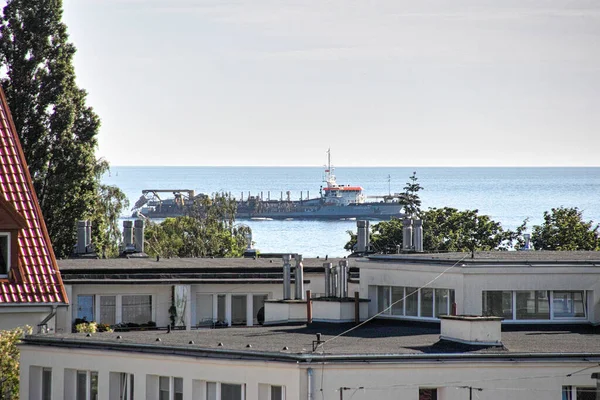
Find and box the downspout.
[307,368,313,400]
[38,305,57,333]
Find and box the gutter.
[20,336,600,364]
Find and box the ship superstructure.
[131,150,405,220]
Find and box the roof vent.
[218,342,224,347]
[156,338,161,342]
[189,341,194,344]
[246,344,252,348]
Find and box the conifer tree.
[0,0,126,257]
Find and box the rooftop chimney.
[283,254,292,300]
[123,220,133,248]
[413,219,423,252]
[295,255,305,300]
[76,220,88,254]
[402,218,413,251]
[522,234,532,251]
[134,219,144,253]
[356,220,370,253]
[338,260,349,298]
[323,262,333,297]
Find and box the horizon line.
[106,164,600,168]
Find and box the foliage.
[0,0,127,258]
[75,322,97,333]
[145,193,251,258]
[0,325,32,399]
[398,171,423,217]
[531,207,599,251]
[90,179,129,257]
[345,208,521,253]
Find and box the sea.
[102,167,600,258]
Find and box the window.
[391,287,404,315]
[111,372,134,400]
[405,287,419,316]
[435,289,449,317]
[217,295,227,323]
[231,295,247,325]
[253,294,268,324]
[122,295,152,324]
[482,291,513,319]
[42,368,52,400]
[563,385,595,400]
[0,233,9,275]
[196,294,214,326]
[553,291,586,318]
[420,288,434,318]
[270,386,284,400]
[377,286,455,320]
[516,291,549,320]
[419,388,437,400]
[377,286,390,314]
[76,370,98,400]
[207,382,245,400]
[159,376,183,400]
[77,295,95,322]
[100,296,116,325]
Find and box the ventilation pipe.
[283,254,292,300]
[356,220,370,253]
[331,265,339,297]
[76,221,88,254]
[413,219,423,252]
[295,254,305,300]
[402,218,413,251]
[338,260,349,298]
[85,220,92,249]
[134,219,144,252]
[323,262,333,297]
[123,220,133,247]
[522,234,532,250]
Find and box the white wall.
[0,306,57,332]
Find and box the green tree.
[0,325,31,399]
[0,0,126,257]
[531,207,599,250]
[345,208,519,253]
[145,193,251,258]
[398,171,423,217]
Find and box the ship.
[131,150,405,220]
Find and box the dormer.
[0,196,26,278]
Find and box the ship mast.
[325,148,336,188]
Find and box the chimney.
[402,218,413,251]
[76,220,88,254]
[338,260,349,298]
[522,234,532,250]
[123,220,133,247]
[356,220,370,253]
[413,219,423,252]
[283,254,292,300]
[323,262,333,297]
[295,255,305,300]
[134,219,144,252]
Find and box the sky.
[61,0,600,167]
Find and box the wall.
[0,306,56,332]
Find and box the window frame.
[0,232,11,277]
[42,367,52,400]
[76,370,98,400]
[206,381,246,400]
[376,286,454,321]
[159,376,183,400]
[73,294,155,325]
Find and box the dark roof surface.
[367,251,600,266]
[0,86,67,304]
[23,322,600,362]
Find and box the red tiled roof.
[0,86,68,304]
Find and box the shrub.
[0,325,32,399]
[75,322,98,333]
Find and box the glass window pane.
[516,291,549,320]
[77,295,95,322]
[217,295,227,323]
[253,294,268,324]
[377,286,390,314]
[391,287,404,316]
[90,372,98,400]
[100,296,116,325]
[576,387,595,400]
[221,383,242,400]
[419,388,437,400]
[435,289,449,318]
[405,287,419,316]
[174,377,183,400]
[42,368,52,400]
[122,295,152,324]
[553,291,586,318]
[159,376,170,400]
[0,235,9,274]
[482,291,513,319]
[231,295,247,325]
[76,371,87,400]
[271,386,283,400]
[420,288,434,318]
[207,382,217,400]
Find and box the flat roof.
[22,322,600,363]
[366,251,600,266]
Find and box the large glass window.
[420,288,434,318]
[377,286,390,314]
[405,287,419,316]
[231,295,247,325]
[196,294,214,326]
[42,368,52,400]
[482,291,513,319]
[553,291,586,318]
[76,370,98,400]
[253,294,268,324]
[217,295,227,323]
[516,291,549,320]
[435,289,449,317]
[100,296,116,325]
[122,295,152,324]
[159,376,182,400]
[117,372,134,400]
[77,295,95,322]
[391,287,404,315]
[207,382,244,400]
[271,386,284,400]
[563,385,596,400]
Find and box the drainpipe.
[38,305,57,334]
[307,368,313,400]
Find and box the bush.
[0,325,32,399]
[75,322,97,333]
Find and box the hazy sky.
[62,0,600,167]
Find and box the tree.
[145,193,251,258]
[345,208,519,253]
[531,207,599,251]
[0,325,31,399]
[398,171,423,217]
[0,0,126,257]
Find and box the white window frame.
[195,292,271,327]
[119,372,134,400]
[0,232,11,277]
[269,385,285,400]
[378,286,454,321]
[73,294,155,325]
[159,376,183,400]
[42,367,52,400]
[76,370,98,400]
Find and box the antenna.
[387,174,391,196]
